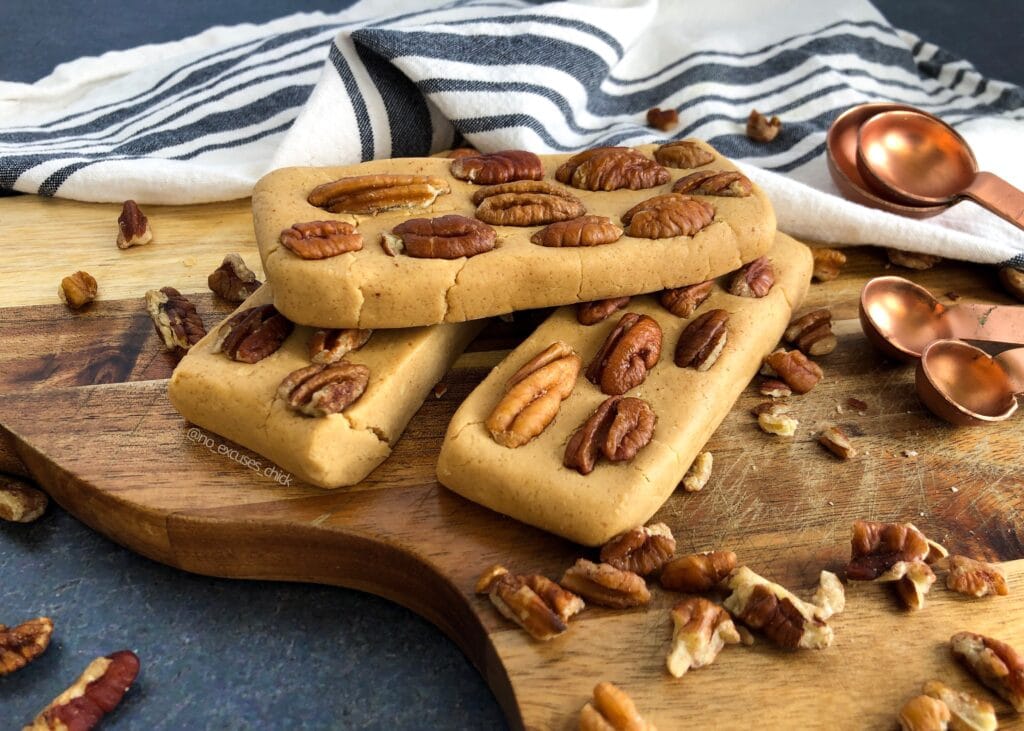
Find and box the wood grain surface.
[1,194,1023,730]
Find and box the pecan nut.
[999,266,1024,302]
[659,280,714,318]
[564,396,656,475]
[764,349,823,394]
[0,617,53,676]
[621,193,715,239]
[845,520,930,581]
[309,328,372,364]
[667,597,740,678]
[530,215,623,247]
[654,140,715,169]
[307,174,450,214]
[681,451,713,492]
[0,476,48,523]
[555,146,670,191]
[577,297,631,326]
[784,308,836,356]
[446,147,478,159]
[757,408,798,436]
[600,523,676,577]
[580,682,655,731]
[586,313,662,395]
[887,248,941,270]
[27,650,140,731]
[207,253,261,302]
[922,680,997,731]
[212,304,293,363]
[660,550,737,593]
[116,200,153,249]
[58,271,98,309]
[951,631,1024,712]
[747,109,781,143]
[896,560,936,610]
[449,149,544,184]
[897,695,951,731]
[280,221,363,260]
[145,287,206,353]
[728,256,774,298]
[674,309,729,371]
[819,426,856,459]
[646,107,679,131]
[485,341,581,448]
[560,559,650,608]
[672,169,752,197]
[278,362,370,417]
[945,555,1009,598]
[812,248,847,282]
[476,566,583,641]
[382,214,495,259]
[472,180,586,226]
[759,379,792,398]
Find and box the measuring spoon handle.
[963,172,1024,231]
[948,302,1024,346]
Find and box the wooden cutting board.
[2,194,1023,730]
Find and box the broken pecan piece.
[476,565,583,641]
[145,287,206,353]
[307,174,450,214]
[654,140,715,169]
[580,682,656,731]
[951,631,1024,712]
[27,650,140,731]
[577,297,631,326]
[560,559,651,608]
[999,266,1024,303]
[764,349,823,394]
[759,379,792,398]
[946,555,1009,598]
[472,180,586,226]
[280,220,363,260]
[621,193,715,239]
[556,146,670,191]
[785,308,837,356]
[660,550,737,593]
[672,169,752,197]
[278,362,370,417]
[922,680,998,731]
[449,149,544,184]
[674,308,728,371]
[600,523,676,577]
[586,313,662,395]
[207,253,261,302]
[564,396,656,475]
[382,214,495,259]
[659,280,714,318]
[812,248,847,282]
[898,695,951,731]
[0,617,53,676]
[58,271,98,309]
[846,520,930,581]
[0,476,48,523]
[819,426,856,459]
[667,597,740,678]
[681,451,713,492]
[728,256,774,298]
[747,109,781,143]
[309,328,372,364]
[887,248,941,270]
[646,107,679,131]
[116,200,152,249]
[486,341,581,448]
[757,408,798,437]
[530,215,623,247]
[212,303,293,363]
[896,560,936,610]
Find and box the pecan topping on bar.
[0,617,53,676]
[556,146,670,191]
[116,200,153,249]
[472,180,586,226]
[564,396,656,475]
[577,297,631,326]
[207,253,261,302]
[307,174,450,214]
[659,279,714,318]
[946,555,1009,598]
[672,169,752,197]
[586,312,662,395]
[449,149,544,184]
[278,362,370,417]
[674,308,728,371]
[560,559,651,608]
[280,220,363,260]
[660,550,737,593]
[145,287,206,353]
[667,597,740,678]
[382,214,495,259]
[530,215,623,247]
[728,255,774,298]
[600,523,676,577]
[951,631,1024,712]
[212,303,293,364]
[654,140,715,169]
[620,193,715,239]
[476,565,584,641]
[309,328,372,364]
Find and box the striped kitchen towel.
[1,0,1022,264]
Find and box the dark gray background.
[1,2,1020,729]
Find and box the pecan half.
[564,396,656,475]
[578,297,631,326]
[580,682,655,731]
[307,174,450,214]
[212,303,293,363]
[819,426,856,459]
[764,349,823,394]
[556,147,670,191]
[999,266,1024,302]
[0,476,48,523]
[0,617,53,676]
[476,566,583,641]
[681,451,713,492]
[659,280,714,318]
[309,328,373,364]
[672,169,752,197]
[846,520,930,581]
[951,631,1024,712]
[600,523,676,577]
[560,559,650,608]
[946,555,1009,598]
[382,214,495,259]
[759,379,792,398]
[586,313,662,395]
[887,248,941,270]
[812,248,847,282]
[667,597,740,678]
[674,309,728,371]
[27,650,140,731]
[116,200,153,249]
[646,107,679,131]
[58,271,98,309]
[896,560,936,610]
[621,193,715,239]
[530,215,623,247]
[922,680,998,731]
[485,341,581,448]
[278,362,370,417]
[145,287,206,353]
[449,149,544,184]
[898,695,951,731]
[747,110,781,143]
[207,253,261,302]
[728,256,774,298]
[784,308,836,356]
[472,180,586,226]
[654,140,715,169]
[280,220,363,260]
[660,550,737,593]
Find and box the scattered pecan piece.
[560,559,651,608]
[951,631,1024,712]
[472,180,586,226]
[785,308,836,356]
[0,476,48,523]
[556,146,669,191]
[674,309,728,371]
[58,271,98,309]
[646,107,679,131]
[847,397,869,412]
[212,303,293,363]
[819,426,856,459]
[278,362,370,417]
[280,220,363,260]
[564,396,656,475]
[309,328,372,364]
[681,451,713,492]
[926,538,949,565]
[898,695,951,731]
[654,140,715,169]
[672,169,752,197]
[757,409,798,437]
[759,379,792,398]
[116,200,153,249]
[728,256,774,298]
[764,349,823,394]
[999,266,1024,302]
[621,193,715,239]
[476,565,583,641]
[577,297,631,326]
[579,682,656,731]
[530,215,623,247]
[887,248,942,270]
[586,313,662,395]
[307,174,450,214]
[0,617,53,676]
[812,248,847,282]
[449,149,544,184]
[145,287,206,353]
[659,280,714,318]
[27,650,140,731]
[746,110,781,143]
[660,550,736,593]
[486,341,581,448]
[812,570,847,620]
[667,597,740,678]
[896,560,936,610]
[207,253,260,302]
[751,400,789,417]
[922,680,998,731]
[382,214,495,259]
[946,555,1009,598]
[846,520,930,581]
[600,523,676,577]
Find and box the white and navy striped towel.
[2,0,1022,266]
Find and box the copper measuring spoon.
[859,276,1024,361]
[917,339,1024,425]
[856,110,1024,230]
